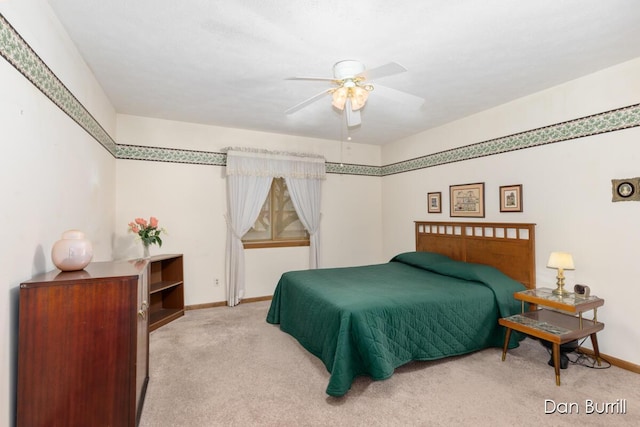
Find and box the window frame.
[242,178,310,249]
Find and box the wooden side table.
[499,287,604,385]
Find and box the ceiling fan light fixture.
[286,60,419,124]
[350,86,370,111]
[331,87,348,110]
[332,83,372,111]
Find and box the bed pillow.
[390,251,452,269]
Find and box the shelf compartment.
[499,309,604,344]
[150,280,183,294]
[149,308,184,329]
[147,254,184,331]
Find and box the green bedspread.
[266,251,525,396]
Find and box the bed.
[266,221,536,396]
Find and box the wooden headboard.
[415,221,536,289]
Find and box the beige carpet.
[139,301,639,426]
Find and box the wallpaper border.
[2,13,639,177]
[117,144,227,166]
[0,13,117,155]
[116,144,381,176]
[117,103,640,175]
[381,103,640,176]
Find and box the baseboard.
[185,301,226,310]
[185,295,272,311]
[240,295,273,303]
[579,346,640,374]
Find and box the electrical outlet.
[215,278,219,286]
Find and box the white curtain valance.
[225,148,326,180]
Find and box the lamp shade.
[547,252,575,270]
[331,87,348,110]
[331,84,371,111]
[350,86,369,110]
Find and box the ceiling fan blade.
[285,89,331,114]
[374,84,425,109]
[285,76,335,82]
[359,62,407,81]
[345,99,362,127]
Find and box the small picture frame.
[450,183,485,218]
[427,192,442,213]
[500,184,523,212]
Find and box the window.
[243,178,309,248]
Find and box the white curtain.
[225,148,326,306]
[285,176,322,268]
[225,173,273,306]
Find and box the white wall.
[381,58,640,366]
[382,58,640,165]
[0,1,118,426]
[115,115,384,304]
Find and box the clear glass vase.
[142,243,151,259]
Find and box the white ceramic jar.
[51,230,94,271]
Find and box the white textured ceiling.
[48,0,640,146]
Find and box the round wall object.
[51,230,94,271]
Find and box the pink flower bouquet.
[128,216,165,247]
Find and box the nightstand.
[499,287,604,385]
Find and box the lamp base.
[552,273,570,296]
[552,286,571,296]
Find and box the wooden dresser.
[17,260,149,426]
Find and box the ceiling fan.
[284,60,424,127]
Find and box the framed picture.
[450,183,485,217]
[427,192,442,213]
[500,184,523,212]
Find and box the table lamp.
[547,251,574,296]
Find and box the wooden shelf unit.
[148,254,184,331]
